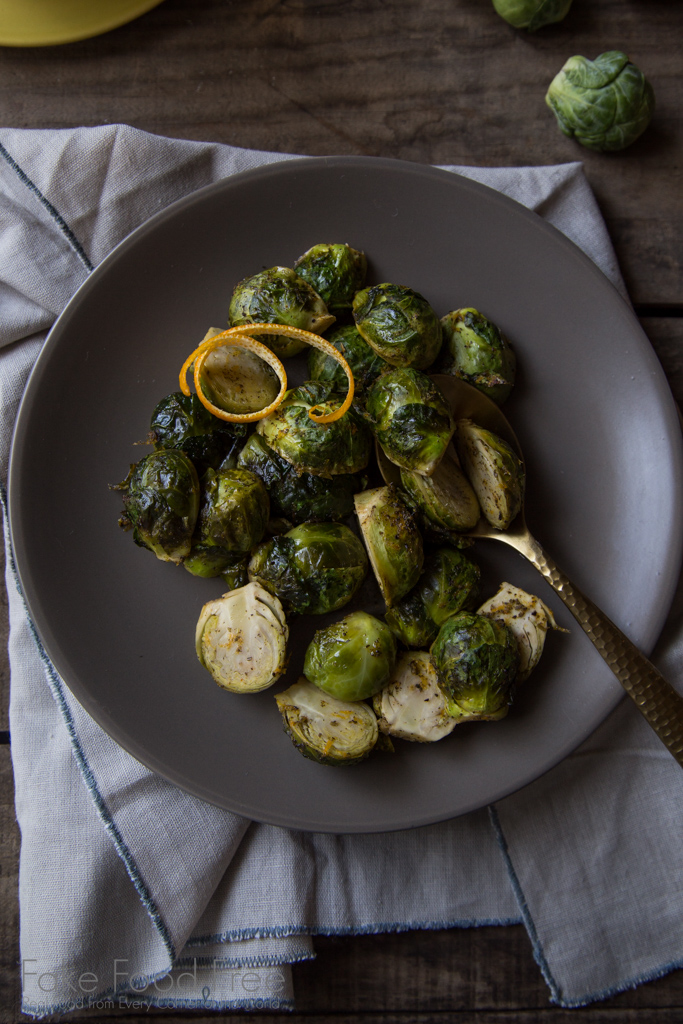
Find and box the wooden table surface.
[1,0,682,1019]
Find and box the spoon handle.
[522,532,683,768]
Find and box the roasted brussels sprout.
[237,433,364,524]
[198,467,269,554]
[400,446,480,534]
[479,582,565,681]
[304,610,397,701]
[149,391,249,476]
[119,449,200,563]
[248,522,368,615]
[307,325,389,396]
[275,677,378,766]
[195,582,288,692]
[492,0,572,31]
[183,543,240,579]
[355,485,424,607]
[196,327,282,417]
[546,51,655,152]
[431,611,519,721]
[352,283,442,370]
[365,367,455,476]
[373,651,457,743]
[294,243,367,312]
[228,266,335,358]
[440,309,516,405]
[385,547,480,648]
[256,380,372,477]
[456,419,524,530]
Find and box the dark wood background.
[1,0,682,1019]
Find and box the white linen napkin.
[2,125,682,1016]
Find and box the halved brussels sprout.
[546,51,655,152]
[430,611,519,720]
[149,391,249,476]
[354,485,424,607]
[440,309,516,405]
[237,433,364,524]
[304,610,397,701]
[119,449,200,563]
[198,467,270,554]
[275,677,378,766]
[228,266,335,358]
[478,582,566,681]
[492,0,572,31]
[248,522,368,615]
[352,283,442,370]
[196,326,282,417]
[365,367,455,476]
[294,243,367,312]
[400,446,480,534]
[456,419,524,530]
[256,380,372,478]
[307,325,389,396]
[373,651,457,743]
[195,582,288,693]
[385,547,481,648]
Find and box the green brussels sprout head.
[355,485,424,607]
[304,610,398,702]
[546,51,655,152]
[400,446,480,535]
[352,283,442,370]
[373,651,457,743]
[307,324,389,396]
[196,327,282,418]
[294,243,367,312]
[149,391,249,476]
[492,0,572,31]
[275,677,379,766]
[198,467,270,554]
[440,309,516,405]
[120,449,200,563]
[456,419,524,530]
[478,582,566,681]
[430,611,519,720]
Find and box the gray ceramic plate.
[9,157,683,833]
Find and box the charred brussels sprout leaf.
[238,433,364,523]
[440,309,516,405]
[431,611,519,720]
[307,324,389,396]
[294,243,367,312]
[352,283,442,370]
[256,380,372,477]
[365,368,455,476]
[198,467,269,554]
[400,446,480,534]
[120,449,200,563]
[373,651,457,743]
[304,610,397,701]
[275,677,378,766]
[228,266,335,358]
[385,547,481,648]
[248,522,368,615]
[456,419,524,530]
[355,485,424,607]
[149,391,248,475]
[492,0,572,31]
[479,582,566,681]
[546,51,655,152]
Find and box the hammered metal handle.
[521,533,683,767]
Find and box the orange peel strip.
[179,324,354,424]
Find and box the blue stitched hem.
[177,949,315,968]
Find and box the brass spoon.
[378,374,683,768]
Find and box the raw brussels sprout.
[400,446,480,534]
[119,449,200,563]
[256,380,372,478]
[355,485,424,607]
[385,547,481,648]
[440,309,516,405]
[275,677,378,766]
[248,522,368,615]
[196,327,282,417]
[195,582,288,692]
[431,611,519,720]
[352,283,442,370]
[237,433,363,524]
[304,610,397,701]
[479,582,566,681]
[149,391,249,476]
[294,243,367,312]
[456,419,524,530]
[307,324,389,395]
[365,367,455,476]
[228,266,335,358]
[373,651,457,743]
[198,467,269,554]
[546,51,655,152]
[492,0,572,31]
